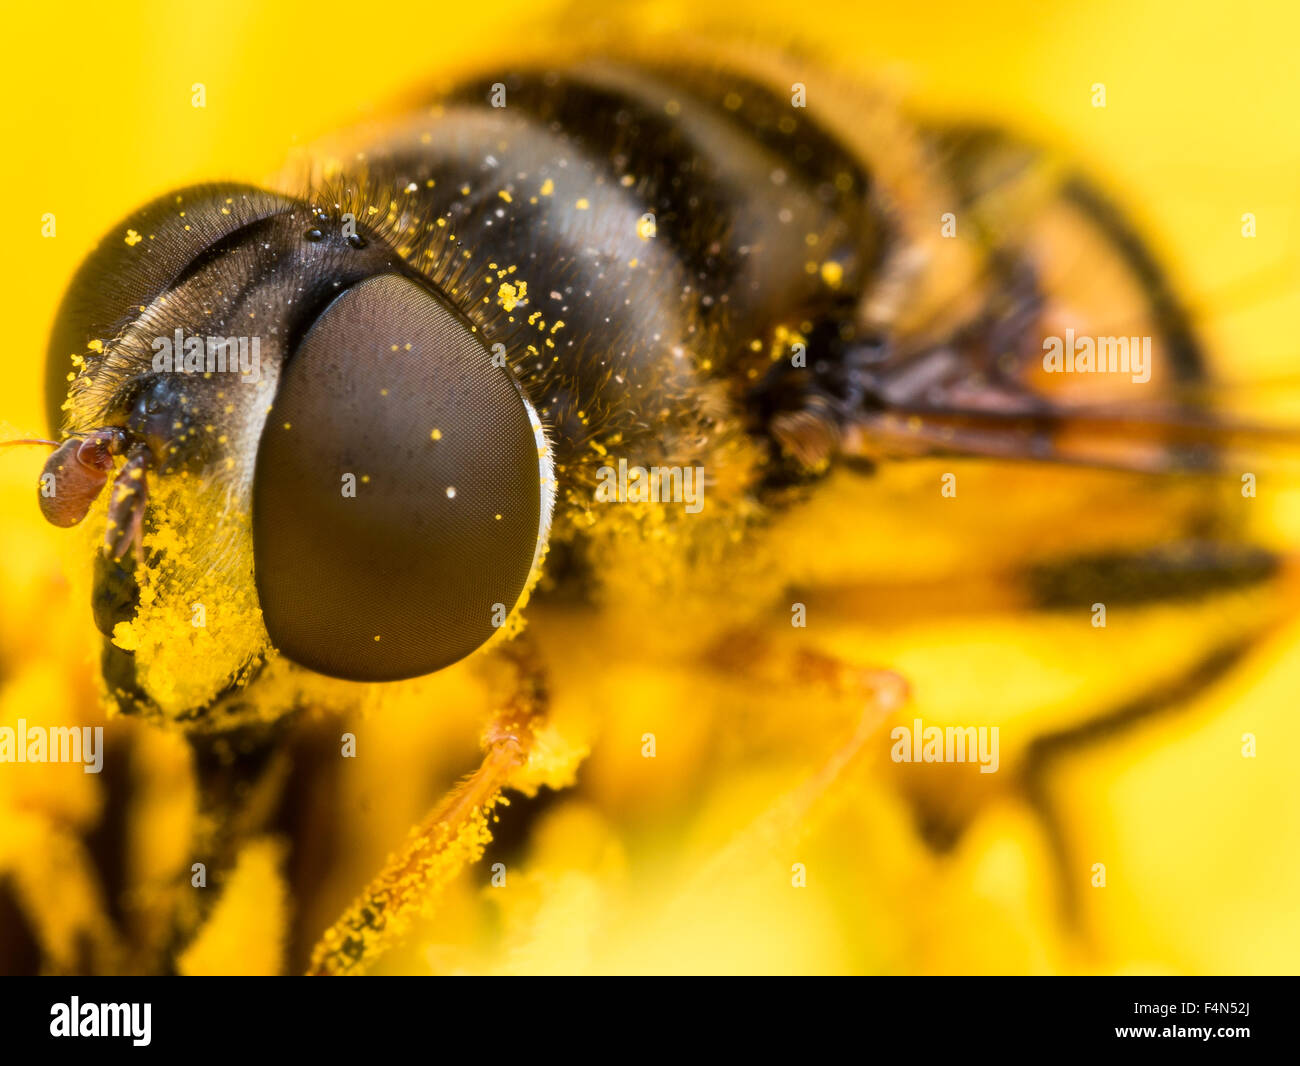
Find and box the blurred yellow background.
[1,0,1298,975]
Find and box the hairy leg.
[307,637,549,976]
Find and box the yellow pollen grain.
[540,178,554,197]
[430,428,442,440]
[575,198,590,210]
[498,280,528,311]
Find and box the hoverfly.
[8,32,1297,976]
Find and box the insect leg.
[103,442,152,563]
[637,629,909,931]
[1017,559,1298,937]
[709,626,909,711]
[1021,626,1273,933]
[306,637,549,976]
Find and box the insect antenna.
[0,437,60,449]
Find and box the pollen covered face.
[49,194,556,724]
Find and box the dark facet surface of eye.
[252,272,543,681]
[45,184,291,433]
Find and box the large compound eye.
[252,273,551,681]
